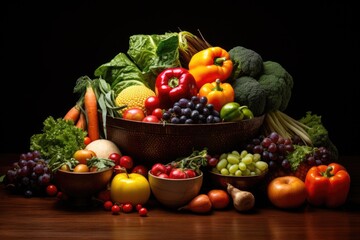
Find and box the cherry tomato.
[73,164,89,172]
[111,204,121,215]
[138,207,148,217]
[152,108,163,120]
[84,136,92,145]
[46,184,58,197]
[132,165,148,178]
[122,203,133,213]
[150,163,167,176]
[135,204,143,211]
[184,169,197,178]
[144,96,160,115]
[142,115,160,123]
[169,168,187,179]
[108,152,122,165]
[104,200,113,211]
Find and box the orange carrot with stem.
[63,98,83,123]
[75,111,87,131]
[84,84,100,141]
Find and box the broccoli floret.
[257,61,294,112]
[228,46,264,81]
[231,76,266,117]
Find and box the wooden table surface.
[0,154,359,240]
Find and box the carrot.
[63,104,81,123]
[75,111,87,131]
[84,84,100,141]
[63,98,84,123]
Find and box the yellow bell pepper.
[188,46,233,89]
[198,79,235,112]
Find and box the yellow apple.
[110,172,151,206]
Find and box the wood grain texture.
[0,154,359,239]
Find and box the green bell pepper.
[220,102,254,122]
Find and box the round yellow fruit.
[110,173,151,205]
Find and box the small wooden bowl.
[208,170,268,191]
[55,167,114,206]
[148,171,203,209]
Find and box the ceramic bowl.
[148,171,203,209]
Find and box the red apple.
[119,155,134,169]
[267,176,307,209]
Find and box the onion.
[178,194,212,214]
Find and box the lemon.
[115,85,156,114]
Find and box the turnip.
[227,183,255,212]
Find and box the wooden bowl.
[148,171,203,209]
[103,115,265,167]
[208,170,268,191]
[55,167,114,206]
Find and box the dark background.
[1,1,359,156]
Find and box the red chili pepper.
[155,67,198,109]
[304,162,351,208]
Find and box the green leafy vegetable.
[127,32,181,90]
[286,145,314,172]
[299,111,339,161]
[30,116,87,172]
[94,52,146,88]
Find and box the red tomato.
[142,115,160,123]
[132,165,148,178]
[108,152,122,165]
[119,155,134,169]
[46,184,58,197]
[144,96,160,115]
[122,203,133,213]
[150,163,167,176]
[169,168,187,179]
[138,207,148,217]
[123,107,146,121]
[184,169,197,178]
[152,108,163,120]
[84,136,92,145]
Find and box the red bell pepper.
[155,67,198,109]
[304,162,351,208]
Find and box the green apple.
[110,172,151,205]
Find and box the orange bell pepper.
[188,46,233,89]
[304,162,351,208]
[198,79,234,112]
